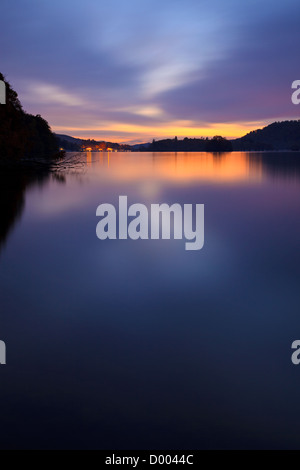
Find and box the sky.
[1,0,299,143]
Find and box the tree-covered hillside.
[0,73,59,161]
[232,121,300,151]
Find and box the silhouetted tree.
[0,72,59,162]
[145,136,231,152]
[205,136,232,152]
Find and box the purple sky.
[1,0,299,142]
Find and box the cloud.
[157,1,300,123]
[25,83,87,107]
[0,0,299,140]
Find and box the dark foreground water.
[0,151,300,449]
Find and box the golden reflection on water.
[86,151,262,183]
[86,150,92,165]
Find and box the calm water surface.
[0,151,300,449]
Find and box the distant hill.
[134,120,300,152]
[131,142,151,151]
[135,136,232,152]
[55,134,83,144]
[55,134,131,152]
[55,134,84,151]
[232,120,300,151]
[56,120,300,153]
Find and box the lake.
[0,151,300,449]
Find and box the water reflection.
[1,151,300,257]
[0,171,26,254]
[256,152,300,180]
[84,151,300,184]
[0,151,300,449]
[0,170,65,254]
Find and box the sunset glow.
[1,0,299,143]
[53,121,269,143]
[86,151,263,184]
